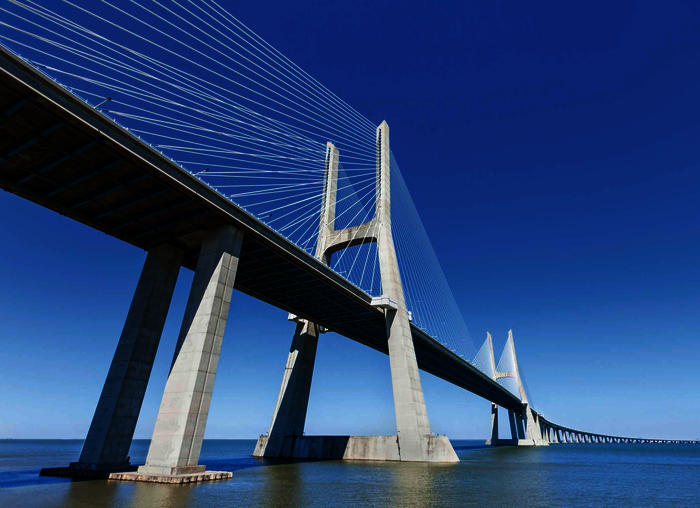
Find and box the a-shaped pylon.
[254,122,458,462]
[483,330,548,446]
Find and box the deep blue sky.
[1,0,700,441]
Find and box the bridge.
[0,0,694,484]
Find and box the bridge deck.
[0,45,522,412]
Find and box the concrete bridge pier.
[550,426,559,443]
[522,406,548,445]
[252,318,320,458]
[509,410,526,441]
[115,224,243,483]
[40,244,184,478]
[485,403,499,445]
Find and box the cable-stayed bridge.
[0,0,694,483]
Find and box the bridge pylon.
[253,122,458,462]
[486,330,548,446]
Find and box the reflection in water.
[260,459,306,508]
[59,478,122,508]
[130,480,195,508]
[391,462,439,507]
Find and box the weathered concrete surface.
[375,121,456,462]
[137,225,243,477]
[254,435,457,462]
[254,320,320,458]
[109,470,231,484]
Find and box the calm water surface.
[1,439,698,507]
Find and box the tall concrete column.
[376,121,435,461]
[138,225,243,476]
[74,244,183,470]
[522,405,547,445]
[487,403,499,445]
[508,410,525,440]
[254,320,320,457]
[254,143,333,459]
[316,142,339,264]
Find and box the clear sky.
[1,0,699,441]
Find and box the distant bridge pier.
[550,426,559,443]
[486,403,499,445]
[254,124,458,463]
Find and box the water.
[1,439,699,507]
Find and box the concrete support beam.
[315,142,339,263]
[375,122,455,462]
[81,244,184,469]
[522,406,548,446]
[551,427,559,444]
[485,403,499,445]
[137,225,243,478]
[508,410,525,440]
[257,142,336,460]
[41,244,183,477]
[253,320,320,457]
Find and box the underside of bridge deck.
[0,45,523,413]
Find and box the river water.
[1,439,698,507]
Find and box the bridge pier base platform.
[39,464,232,483]
[107,469,232,484]
[253,434,458,462]
[485,438,548,446]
